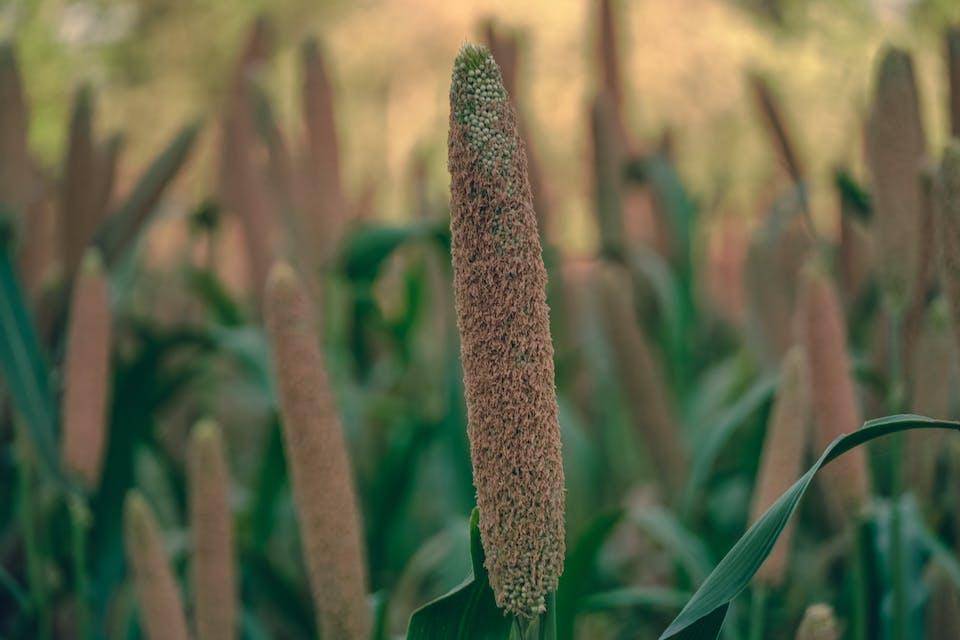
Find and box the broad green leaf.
[407,508,513,640]
[0,244,61,482]
[660,414,960,640]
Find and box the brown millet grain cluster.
[750,346,810,586]
[948,28,960,137]
[264,263,371,639]
[866,47,928,312]
[798,262,871,519]
[188,421,237,640]
[62,250,112,490]
[448,44,565,618]
[795,604,840,640]
[596,264,688,499]
[937,142,960,352]
[124,492,190,640]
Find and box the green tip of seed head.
[942,140,960,207]
[301,35,319,61]
[192,418,221,444]
[80,248,104,276]
[944,139,960,171]
[876,46,913,84]
[265,261,300,297]
[455,43,492,72]
[0,42,15,68]
[451,43,508,114]
[124,490,154,545]
[801,254,830,283]
[450,42,515,169]
[190,419,223,466]
[929,295,951,327]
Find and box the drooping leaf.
[660,414,960,640]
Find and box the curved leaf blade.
[661,414,960,640]
[407,508,513,640]
[0,245,61,481]
[96,121,201,267]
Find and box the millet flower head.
[447,43,565,618]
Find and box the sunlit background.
[5,0,959,260]
[3,1,960,637]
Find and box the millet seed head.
[795,603,840,640]
[937,142,960,353]
[866,46,927,313]
[188,419,237,640]
[124,491,190,640]
[797,260,871,521]
[448,43,565,618]
[62,248,112,490]
[264,261,372,639]
[751,346,810,586]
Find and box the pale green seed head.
[450,44,516,171]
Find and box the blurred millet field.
[2,0,960,638]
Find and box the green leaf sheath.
[407,509,514,640]
[660,414,960,640]
[0,246,61,482]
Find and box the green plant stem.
[891,502,907,640]
[886,312,907,640]
[748,585,766,640]
[887,310,905,490]
[0,564,29,612]
[16,427,49,640]
[851,529,867,640]
[851,513,879,640]
[69,494,91,640]
[539,592,557,640]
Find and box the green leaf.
[0,244,62,483]
[870,496,927,639]
[556,510,624,640]
[682,375,778,513]
[339,222,447,283]
[835,168,872,222]
[407,508,513,640]
[660,414,960,640]
[629,506,713,585]
[186,268,244,327]
[96,121,201,267]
